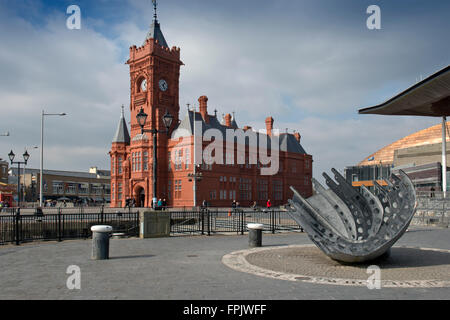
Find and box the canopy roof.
[358,65,450,117]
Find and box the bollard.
[91,225,112,260]
[247,223,264,247]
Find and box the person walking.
[162,198,167,210]
[157,198,163,210]
[266,199,271,209]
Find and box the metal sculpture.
[287,169,417,263]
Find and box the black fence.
[0,207,302,245]
[169,209,303,235]
[0,207,139,245]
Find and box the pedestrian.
[231,200,237,209]
[162,198,167,210]
[266,199,271,209]
[202,199,207,209]
[157,198,163,210]
[251,201,257,211]
[430,186,435,198]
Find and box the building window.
[118,157,123,174]
[185,148,190,169]
[257,179,268,201]
[137,152,141,171]
[66,183,77,195]
[174,180,182,198]
[143,151,148,171]
[239,178,252,201]
[53,181,64,195]
[112,183,115,200]
[210,190,216,200]
[111,157,115,175]
[174,149,183,171]
[91,183,103,195]
[273,180,283,200]
[304,176,310,186]
[118,183,122,200]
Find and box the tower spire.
[143,0,168,47]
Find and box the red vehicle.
[0,192,13,208]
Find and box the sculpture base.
[222,245,450,288]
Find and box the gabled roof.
[279,133,307,154]
[112,108,130,144]
[171,111,308,154]
[144,20,168,48]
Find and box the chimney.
[294,132,301,143]
[265,117,274,136]
[198,96,209,123]
[225,113,232,127]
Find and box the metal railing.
[1,207,303,245]
[169,209,303,235]
[0,207,139,245]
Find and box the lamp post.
[8,150,30,208]
[136,108,173,208]
[23,146,38,203]
[40,111,66,207]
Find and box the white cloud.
[0,0,448,185]
[0,4,129,171]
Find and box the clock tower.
[114,1,183,207]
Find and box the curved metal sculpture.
[287,169,417,263]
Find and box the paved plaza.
[0,226,449,300]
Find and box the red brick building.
[109,11,313,208]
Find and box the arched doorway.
[139,189,145,207]
[134,185,146,207]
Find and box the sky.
[0,0,449,182]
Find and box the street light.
[22,146,38,203]
[8,150,30,208]
[136,107,173,208]
[40,110,67,207]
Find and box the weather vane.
[152,0,158,20]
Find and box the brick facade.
[109,15,313,208]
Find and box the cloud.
[0,0,448,185]
[0,2,129,171]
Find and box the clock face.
[159,79,168,92]
[140,79,147,92]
